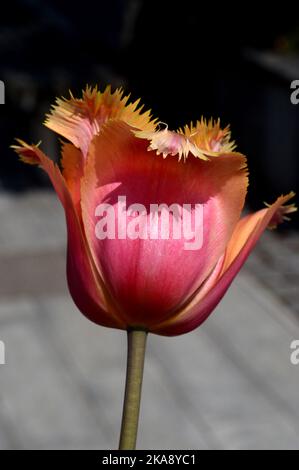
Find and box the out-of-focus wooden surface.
[0,191,299,449]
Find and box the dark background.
[1,0,299,222]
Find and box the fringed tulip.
[12,85,297,450]
[12,85,296,335]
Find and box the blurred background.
[0,0,299,450]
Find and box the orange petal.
[153,192,296,335]
[181,118,236,155]
[60,142,84,213]
[44,85,157,157]
[219,192,296,275]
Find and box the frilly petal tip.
[11,139,42,165]
[266,191,297,229]
[43,84,157,152]
[134,117,239,162]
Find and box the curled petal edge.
[44,85,158,157]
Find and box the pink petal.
[13,141,125,329]
[81,121,248,328]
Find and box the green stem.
[119,329,148,450]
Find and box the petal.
[44,85,157,157]
[60,142,84,213]
[12,140,125,329]
[181,118,236,155]
[135,127,209,161]
[80,121,248,328]
[154,192,296,335]
[135,118,236,160]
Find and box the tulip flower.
[12,85,296,449]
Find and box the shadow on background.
[0,0,299,225]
